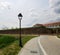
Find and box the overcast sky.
[0,0,60,29]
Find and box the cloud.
[49,0,60,14]
[49,0,60,7]
[49,17,60,22]
[55,1,60,7]
[0,2,11,10]
[54,8,60,14]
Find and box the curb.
[38,37,47,55]
[18,48,23,55]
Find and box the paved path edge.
[38,37,47,55]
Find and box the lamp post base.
[19,41,23,47]
[19,44,23,47]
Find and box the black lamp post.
[18,13,23,47]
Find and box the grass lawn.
[0,34,37,55]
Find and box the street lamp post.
[18,13,23,47]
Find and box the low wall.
[0,27,60,35]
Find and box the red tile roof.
[43,22,60,26]
[33,22,60,27]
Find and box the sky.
[0,0,60,29]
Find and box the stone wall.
[0,27,60,35]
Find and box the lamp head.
[18,13,23,17]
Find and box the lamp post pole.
[18,13,23,47]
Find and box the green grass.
[22,35,37,45]
[57,35,60,38]
[0,34,37,55]
[0,35,16,49]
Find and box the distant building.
[43,22,60,28]
[33,22,60,28]
[33,24,45,28]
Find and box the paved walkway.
[18,37,44,55]
[18,35,60,55]
[40,35,60,55]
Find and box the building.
[33,22,60,28]
[43,22,60,28]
